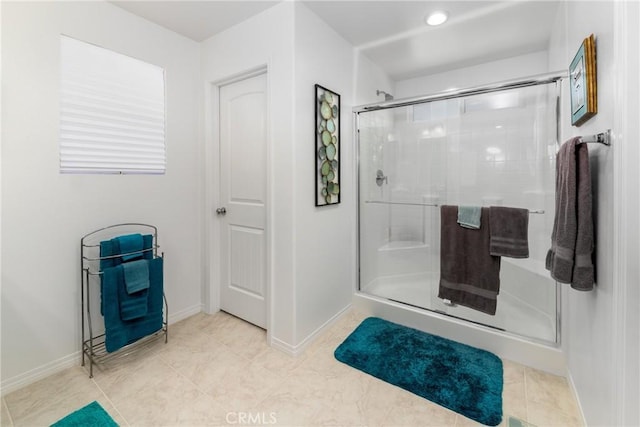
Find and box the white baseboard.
[566,368,587,426]
[2,303,203,397]
[168,303,203,325]
[269,336,297,356]
[1,351,81,397]
[269,304,352,356]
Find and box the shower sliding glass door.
[356,82,559,343]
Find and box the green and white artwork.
[315,84,340,206]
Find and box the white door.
[218,73,267,329]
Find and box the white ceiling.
[110,0,560,81]
[111,1,281,42]
[302,1,498,47]
[303,1,560,80]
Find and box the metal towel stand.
[80,223,168,378]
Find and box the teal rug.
[508,416,536,427]
[335,317,503,426]
[51,401,118,427]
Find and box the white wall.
[292,3,355,345]
[1,1,202,392]
[200,2,297,347]
[548,1,639,425]
[354,52,394,106]
[0,0,382,391]
[548,1,615,424]
[394,51,549,99]
[201,3,377,351]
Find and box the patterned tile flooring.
[2,310,583,426]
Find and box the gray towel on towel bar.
[439,205,501,315]
[489,206,529,258]
[545,137,595,290]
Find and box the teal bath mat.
[51,401,118,427]
[335,317,503,426]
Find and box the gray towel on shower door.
[439,205,501,315]
[489,206,529,258]
[545,137,595,290]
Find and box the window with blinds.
[59,35,166,174]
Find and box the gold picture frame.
[570,34,597,126]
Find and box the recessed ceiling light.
[425,11,448,26]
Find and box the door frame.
[612,1,640,424]
[204,65,272,337]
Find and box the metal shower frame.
[353,70,567,346]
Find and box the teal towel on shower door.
[457,206,482,229]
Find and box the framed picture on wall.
[315,84,341,207]
[570,34,597,126]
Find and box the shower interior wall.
[368,50,553,279]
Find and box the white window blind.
[60,35,166,174]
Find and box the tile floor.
[1,310,583,426]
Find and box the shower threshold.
[362,272,556,344]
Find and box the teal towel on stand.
[99,235,153,316]
[457,206,482,229]
[100,240,115,271]
[119,293,148,321]
[102,257,163,352]
[120,259,150,320]
[122,259,149,294]
[117,234,144,262]
[100,234,152,269]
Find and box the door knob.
[216,207,227,215]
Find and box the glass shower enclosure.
[356,80,559,343]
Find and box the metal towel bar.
[364,200,544,214]
[577,129,611,146]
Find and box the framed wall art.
[315,84,340,206]
[569,34,597,126]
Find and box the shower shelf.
[364,200,545,214]
[502,257,549,277]
[80,223,168,378]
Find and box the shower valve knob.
[376,170,388,187]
